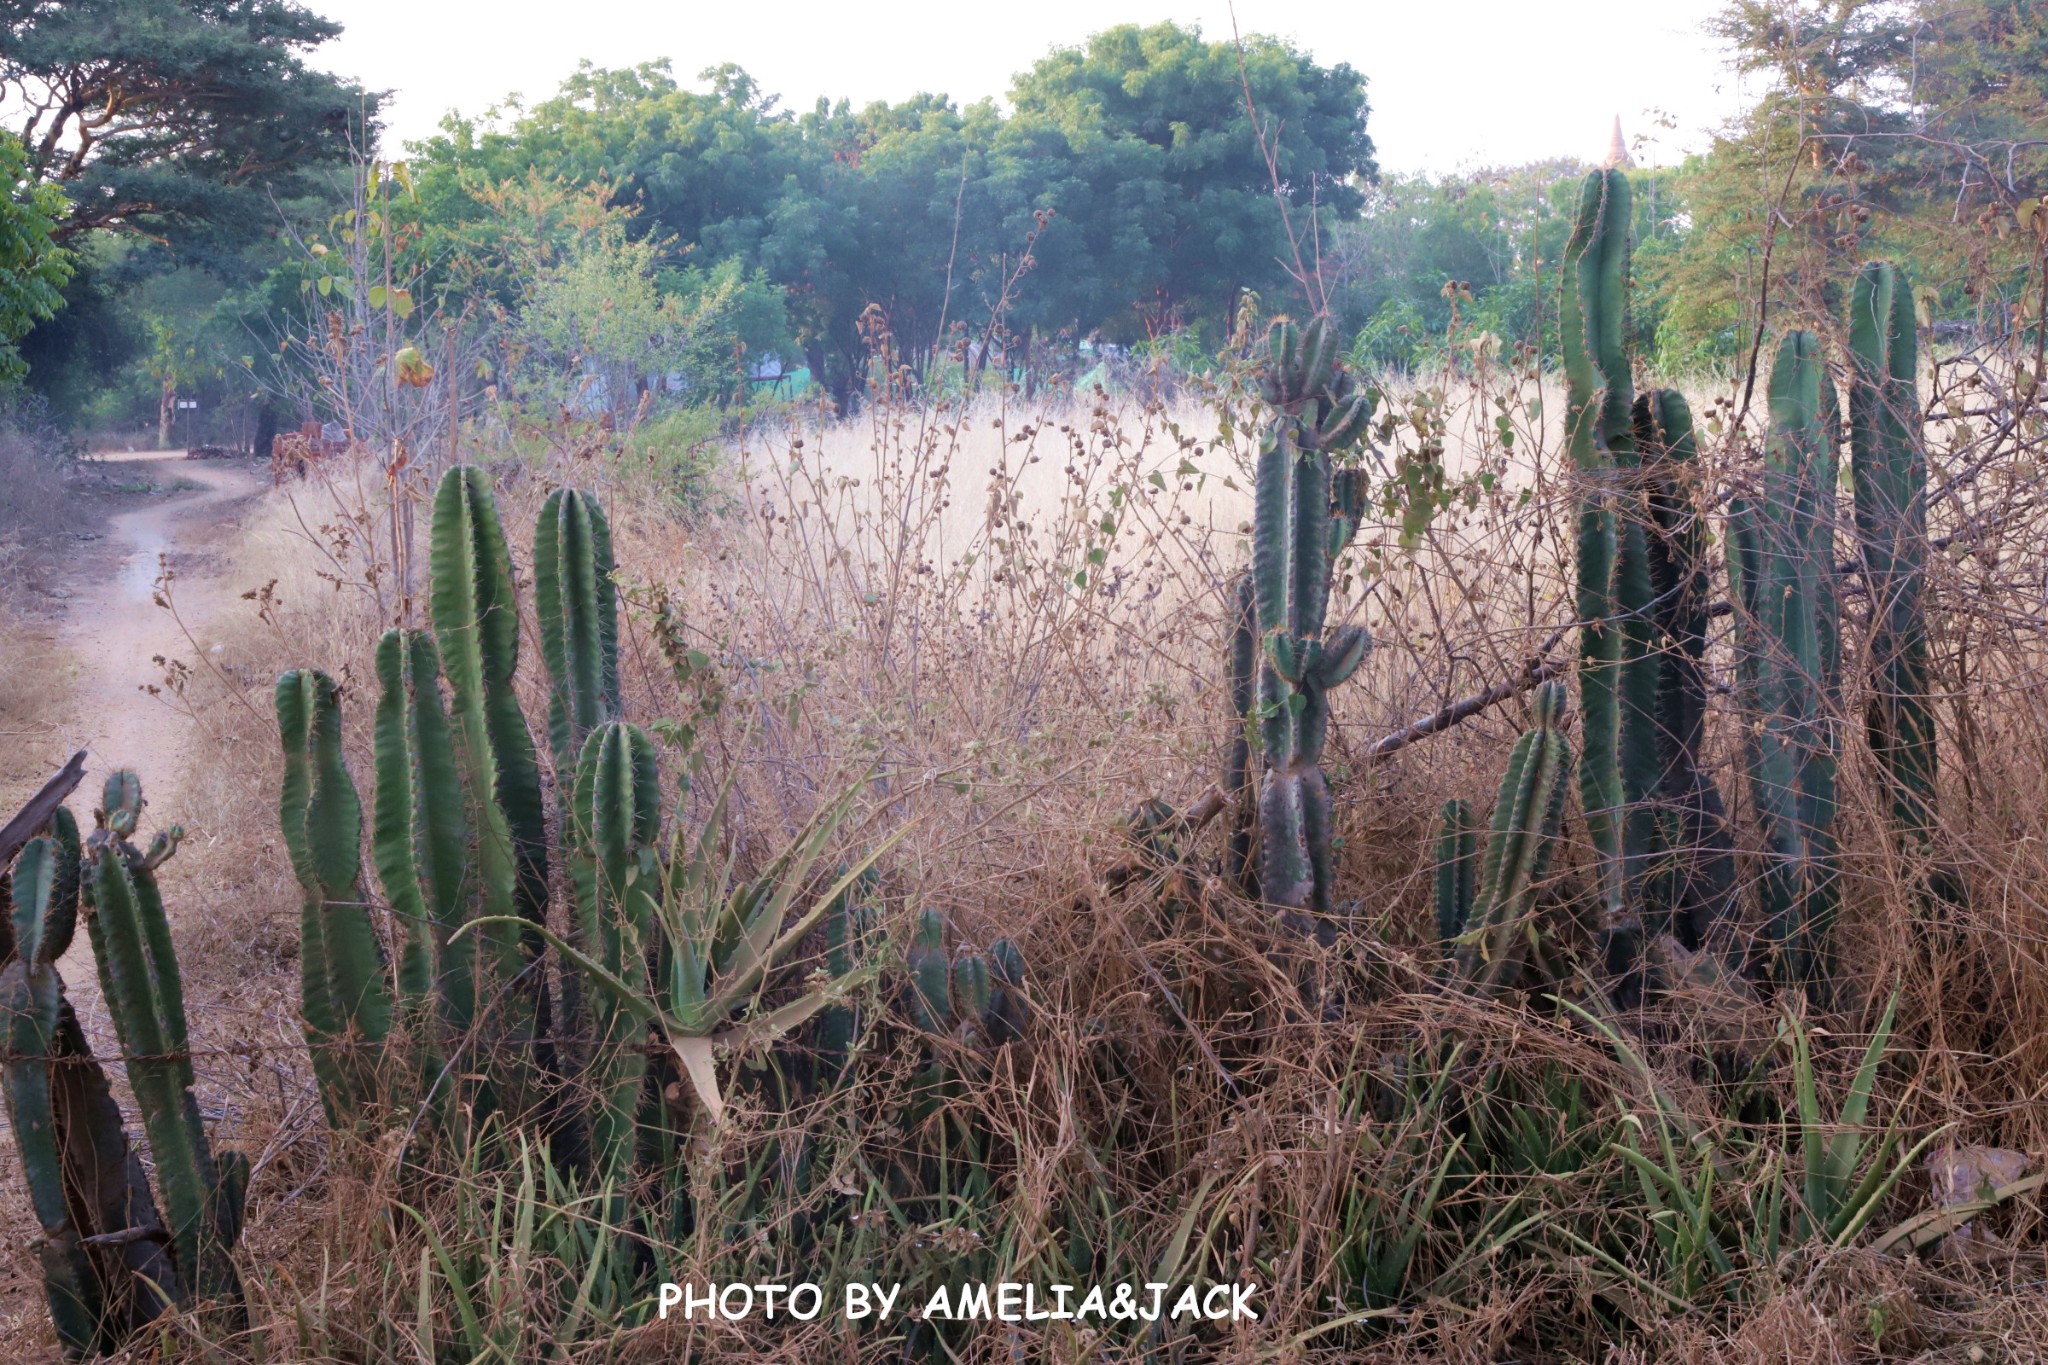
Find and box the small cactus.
[1452,683,1575,995]
[3,829,177,1357]
[1433,799,1478,947]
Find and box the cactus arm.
[430,467,550,958]
[1737,331,1846,994]
[373,631,434,1005]
[88,843,238,1306]
[2,957,109,1353]
[570,722,662,1188]
[538,488,622,782]
[1638,391,1742,958]
[276,673,395,1123]
[403,632,477,1033]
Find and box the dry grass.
[11,341,2048,1362]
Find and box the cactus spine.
[1452,683,1575,994]
[1248,316,1373,936]
[83,773,247,1319]
[1728,331,1842,994]
[1848,262,1955,905]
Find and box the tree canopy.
[2,0,375,263]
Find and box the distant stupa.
[1604,115,1632,169]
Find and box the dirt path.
[25,451,267,976]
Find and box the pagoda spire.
[1604,115,1632,169]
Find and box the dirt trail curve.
[34,450,267,975]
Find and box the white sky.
[314,0,1758,175]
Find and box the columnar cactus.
[3,828,176,1358]
[371,629,474,1037]
[1450,683,1575,995]
[1248,317,1373,937]
[1727,331,1843,995]
[905,906,1029,1047]
[83,773,247,1320]
[568,721,661,1188]
[538,487,622,782]
[1848,262,1956,906]
[1561,167,1664,979]
[430,466,552,1001]
[1635,390,1741,951]
[278,668,395,1124]
[1433,799,1478,948]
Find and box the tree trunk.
[158,376,174,450]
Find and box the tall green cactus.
[1451,683,1575,995]
[1248,316,1373,937]
[430,466,558,1108]
[1636,390,1741,952]
[431,467,552,984]
[84,773,246,1319]
[278,669,395,1124]
[1848,262,1956,906]
[1561,167,1667,980]
[568,722,661,1187]
[1728,331,1842,995]
[3,830,176,1358]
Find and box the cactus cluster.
[905,907,1029,1048]
[1439,683,1576,995]
[1235,316,1374,937]
[1728,331,1845,995]
[277,467,959,1194]
[1,773,245,1359]
[1426,170,1946,1005]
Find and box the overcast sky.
[313,0,1758,174]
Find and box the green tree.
[1645,0,2048,364]
[0,131,72,386]
[1003,22,1375,340]
[2,0,373,260]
